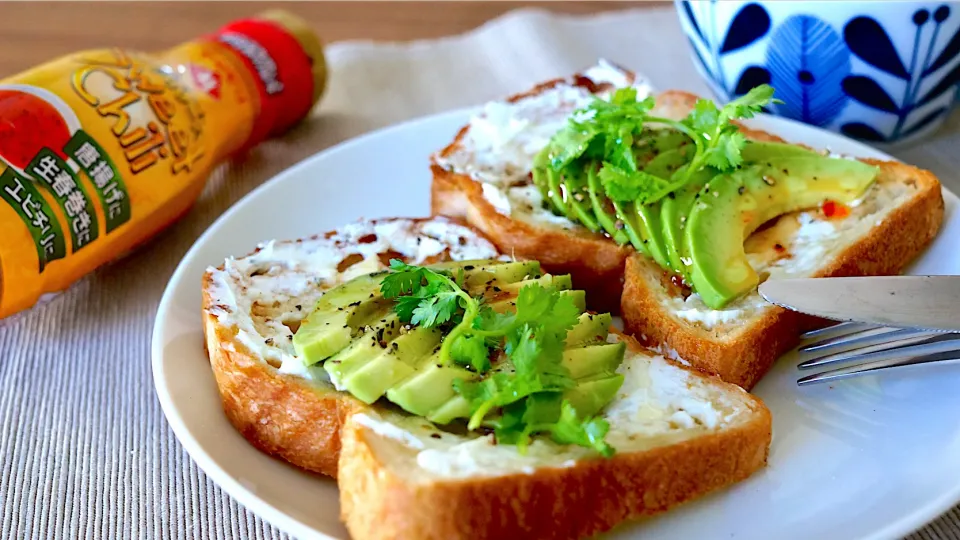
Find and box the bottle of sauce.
[0,10,327,319]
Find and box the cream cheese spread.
[664,178,917,328]
[433,60,655,230]
[353,343,743,479]
[204,217,503,382]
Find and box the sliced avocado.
[488,289,586,314]
[459,260,542,290]
[740,141,825,162]
[562,168,603,232]
[612,144,693,269]
[341,326,444,404]
[428,395,472,424]
[498,273,572,294]
[566,313,612,347]
[386,359,478,417]
[534,152,601,232]
[562,342,626,379]
[541,149,574,219]
[427,259,542,290]
[585,164,630,244]
[343,359,415,404]
[560,289,587,313]
[660,166,716,277]
[591,156,674,255]
[564,373,625,418]
[293,272,393,366]
[324,312,403,386]
[312,271,385,312]
[615,200,671,269]
[633,127,691,167]
[644,143,695,178]
[638,202,670,269]
[686,156,878,308]
[612,200,646,255]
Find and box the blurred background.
[0,1,662,75]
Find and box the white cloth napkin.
[1,6,956,539]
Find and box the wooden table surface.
[0,1,663,77]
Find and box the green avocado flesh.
[293,260,626,427]
[535,129,879,308]
[686,145,878,307]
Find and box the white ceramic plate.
[153,109,960,540]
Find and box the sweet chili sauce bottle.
[0,10,327,319]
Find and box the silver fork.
[796,321,960,386]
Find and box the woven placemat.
[1,6,957,539]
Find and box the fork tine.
[798,333,960,369]
[798,350,960,386]
[798,327,939,355]
[800,321,878,341]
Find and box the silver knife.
[758,276,960,332]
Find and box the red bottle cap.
[209,10,327,148]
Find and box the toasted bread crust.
[202,273,365,478]
[200,217,499,478]
[622,159,945,389]
[338,347,774,540]
[430,80,944,388]
[430,89,784,314]
[431,164,630,313]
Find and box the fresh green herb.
[545,84,780,206]
[381,261,579,374]
[675,85,778,180]
[549,401,615,457]
[488,394,614,457]
[382,260,467,326]
[381,261,617,456]
[381,259,485,371]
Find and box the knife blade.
[757,276,960,332]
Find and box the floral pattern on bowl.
[676,0,960,146]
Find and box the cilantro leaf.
[411,290,461,328]
[450,333,491,372]
[394,294,424,323]
[723,84,777,120]
[513,283,555,323]
[380,259,424,299]
[610,86,639,106]
[597,163,670,202]
[541,83,780,222]
[509,392,564,454]
[548,88,654,172]
[522,392,563,425]
[505,324,544,377]
[475,305,515,334]
[383,263,619,456]
[674,84,779,179]
[548,126,599,170]
[703,129,746,170]
[550,401,615,458]
[685,99,720,133]
[491,400,526,446]
[539,293,581,337]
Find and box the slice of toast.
[201,217,505,477]
[622,158,944,389]
[338,334,772,540]
[431,62,945,389]
[430,61,783,313]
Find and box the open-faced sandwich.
[201,59,945,539]
[431,61,944,389]
[202,216,772,539]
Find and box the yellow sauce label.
[0,12,323,319]
[0,44,258,317]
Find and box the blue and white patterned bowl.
[675,0,960,146]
